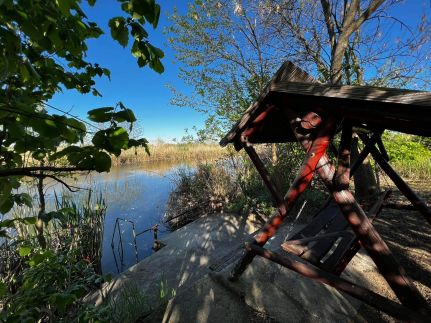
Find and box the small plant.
[0,190,109,321]
[103,283,152,323]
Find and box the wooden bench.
[281,190,392,275]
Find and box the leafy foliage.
[1,189,109,322]
[0,248,110,322]
[383,132,431,163]
[0,0,163,214]
[0,1,164,319]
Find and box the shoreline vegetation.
[111,143,228,167]
[162,134,431,231]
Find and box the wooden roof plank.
[271,82,431,107]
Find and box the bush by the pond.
[0,191,110,322]
[0,249,110,322]
[165,144,328,230]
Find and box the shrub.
[382,132,431,179]
[165,144,329,229]
[0,249,109,322]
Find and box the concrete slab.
[87,213,374,322]
[87,213,264,308]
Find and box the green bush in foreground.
[0,249,110,322]
[0,190,111,322]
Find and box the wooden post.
[247,244,427,322]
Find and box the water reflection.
[100,162,195,275]
[70,160,195,275]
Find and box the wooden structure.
[220,62,431,321]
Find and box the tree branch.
[0,166,93,177]
[331,0,385,84]
[320,0,336,49]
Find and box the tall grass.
[52,190,106,273]
[8,190,106,273]
[112,143,227,166]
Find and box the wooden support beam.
[243,143,286,213]
[349,133,378,176]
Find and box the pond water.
[91,161,193,275]
[43,160,194,275]
[2,160,199,275]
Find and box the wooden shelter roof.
[220,61,431,149]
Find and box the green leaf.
[94,151,111,172]
[130,22,148,40]
[152,4,161,28]
[14,193,33,208]
[91,132,105,151]
[0,197,14,214]
[22,216,37,225]
[148,44,164,58]
[149,58,164,73]
[65,118,86,133]
[107,127,129,151]
[113,109,137,123]
[30,118,61,137]
[50,146,82,161]
[0,281,6,297]
[88,107,114,122]
[56,0,75,15]
[103,68,111,80]
[108,17,129,47]
[0,219,15,228]
[28,250,54,267]
[50,292,75,314]
[19,246,32,257]
[32,150,46,160]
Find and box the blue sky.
[49,1,430,142]
[49,1,198,142]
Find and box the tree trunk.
[351,135,379,203]
[36,165,47,249]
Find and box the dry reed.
[112,143,227,166]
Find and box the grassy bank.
[112,143,227,166]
